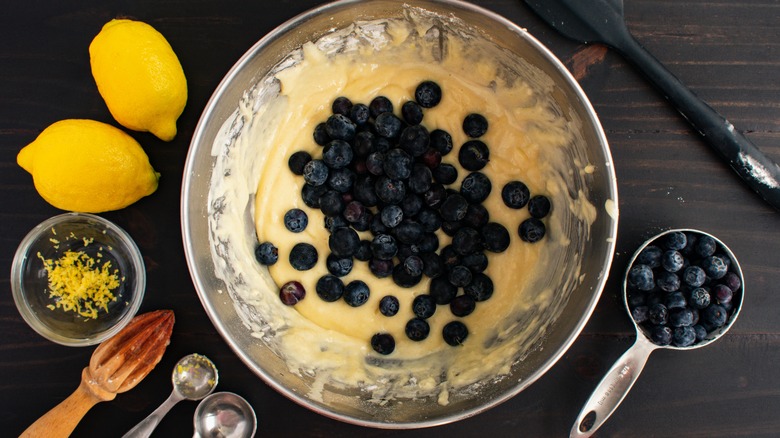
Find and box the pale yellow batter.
[209,10,598,404]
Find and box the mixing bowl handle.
[569,335,657,438]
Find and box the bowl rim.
[10,212,146,346]
[181,0,618,429]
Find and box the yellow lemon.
[17,119,160,213]
[89,19,187,141]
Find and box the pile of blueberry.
[256,80,551,355]
[626,231,742,347]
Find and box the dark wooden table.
[2,1,779,436]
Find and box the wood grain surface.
[1,1,778,437]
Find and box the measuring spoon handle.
[569,335,657,438]
[122,391,183,438]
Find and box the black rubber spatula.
[524,0,780,211]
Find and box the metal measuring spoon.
[193,392,257,438]
[570,229,744,437]
[123,353,219,438]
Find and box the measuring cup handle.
[569,335,657,438]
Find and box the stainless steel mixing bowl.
[182,0,618,428]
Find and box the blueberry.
[628,264,655,291]
[405,318,430,341]
[403,255,424,277]
[420,148,442,169]
[528,195,552,219]
[288,151,312,175]
[303,159,329,186]
[379,204,403,228]
[418,232,440,253]
[408,164,433,194]
[695,235,717,258]
[315,275,344,302]
[366,152,384,176]
[421,252,445,278]
[440,193,468,222]
[313,122,330,146]
[671,326,695,347]
[449,265,473,288]
[636,245,663,269]
[656,270,680,293]
[460,172,492,203]
[353,131,376,157]
[722,272,741,292]
[323,140,354,169]
[355,240,372,262]
[631,305,649,324]
[319,190,345,217]
[353,175,379,207]
[392,262,423,288]
[279,281,306,306]
[661,250,684,273]
[690,287,711,309]
[680,232,699,257]
[326,168,355,193]
[379,295,400,317]
[415,209,441,234]
[432,163,458,185]
[458,140,490,171]
[326,254,353,277]
[331,96,352,115]
[289,243,318,270]
[482,222,510,253]
[371,234,398,260]
[429,276,458,304]
[461,252,488,274]
[670,308,695,327]
[501,181,530,209]
[324,215,348,233]
[683,265,707,288]
[430,129,453,155]
[464,273,494,301]
[254,242,278,265]
[325,114,356,142]
[663,231,687,251]
[423,183,447,208]
[442,321,469,346]
[369,96,393,118]
[518,218,546,243]
[440,220,461,236]
[401,101,424,125]
[450,295,476,317]
[648,303,669,325]
[440,245,461,270]
[369,258,394,278]
[329,227,359,257]
[383,148,412,180]
[371,333,395,355]
[462,204,489,229]
[693,324,708,341]
[375,176,407,204]
[664,291,686,310]
[399,125,430,157]
[650,326,673,346]
[452,227,484,256]
[701,255,728,279]
[349,103,370,126]
[283,208,308,233]
[343,200,366,223]
[462,113,488,138]
[301,183,327,208]
[344,280,370,307]
[394,220,424,245]
[412,294,437,319]
[712,284,733,304]
[401,194,424,217]
[375,112,403,139]
[415,80,442,108]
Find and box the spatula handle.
[20,378,103,438]
[613,29,780,210]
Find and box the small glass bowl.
[11,212,146,346]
